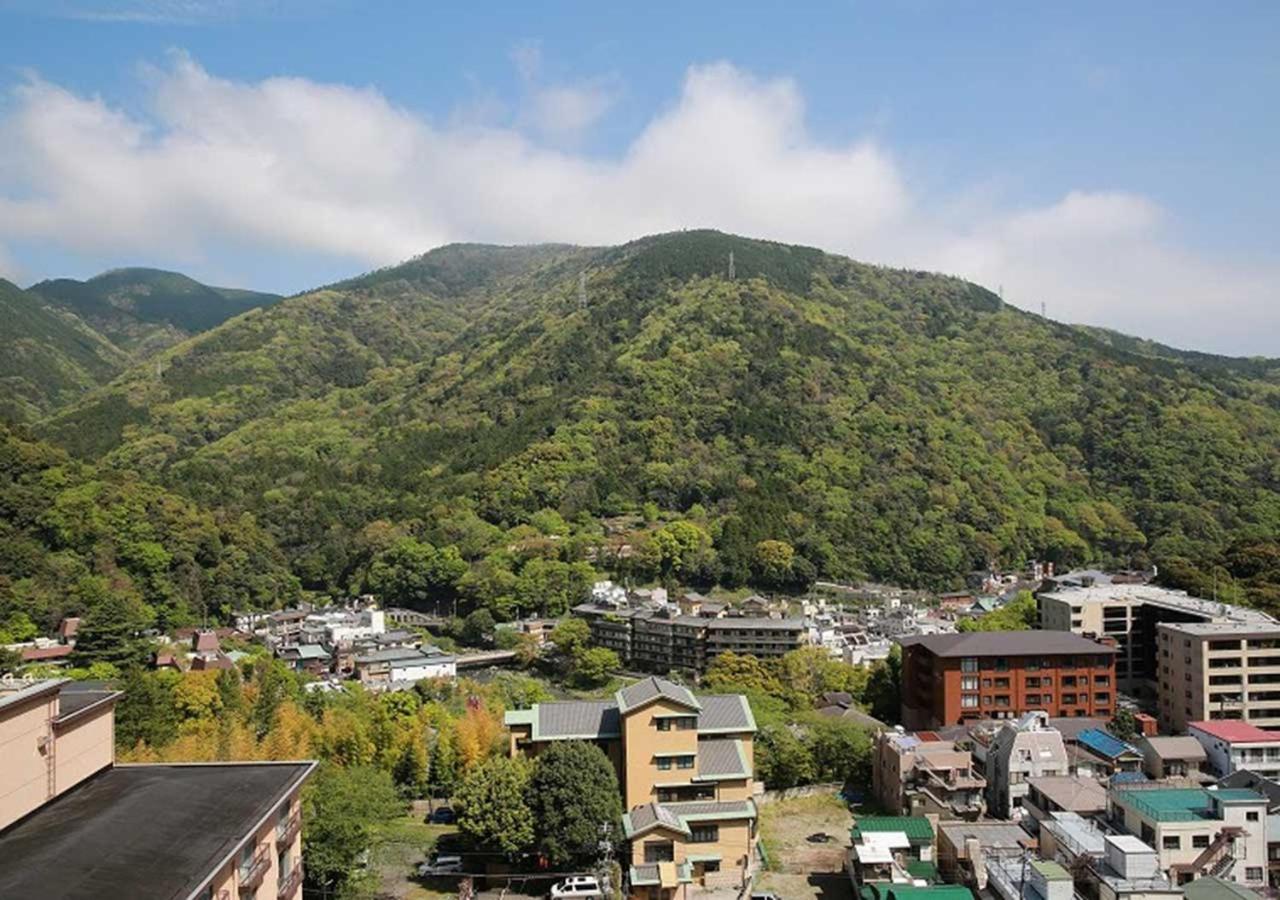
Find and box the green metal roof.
[906,859,938,882]
[1115,788,1212,822]
[1183,876,1264,900]
[1031,860,1071,880]
[851,816,934,843]
[886,887,974,900]
[1213,788,1266,803]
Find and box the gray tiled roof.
[534,700,621,739]
[706,617,805,631]
[616,676,701,714]
[696,738,750,779]
[899,631,1117,657]
[696,695,756,733]
[623,799,755,837]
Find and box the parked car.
[417,854,463,877]
[428,806,456,824]
[550,875,603,898]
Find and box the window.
[961,676,979,691]
[1247,867,1264,882]
[961,695,979,709]
[1163,836,1181,850]
[995,658,1010,672]
[657,758,672,771]
[691,825,719,843]
[994,678,1010,689]
[644,841,675,863]
[961,657,979,673]
[703,861,721,873]
[676,755,695,770]
[1193,835,1210,849]
[1248,811,1260,822]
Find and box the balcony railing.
[277,810,302,847]
[278,862,303,900]
[239,845,271,892]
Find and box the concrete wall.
[53,706,114,796]
[0,691,58,830]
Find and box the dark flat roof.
[0,762,314,900]
[899,631,1116,657]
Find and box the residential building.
[353,645,456,686]
[899,632,1118,730]
[1023,775,1108,828]
[572,602,638,662]
[986,856,1073,900]
[1108,785,1268,887]
[505,676,758,898]
[846,816,937,891]
[986,711,1069,819]
[276,642,333,675]
[0,677,314,899]
[872,729,986,820]
[1138,735,1210,780]
[1037,583,1276,697]
[1190,721,1280,780]
[1157,622,1280,732]
[632,608,708,675]
[935,821,1033,888]
[1038,815,1181,900]
[1073,728,1144,779]
[703,617,806,663]
[189,629,235,671]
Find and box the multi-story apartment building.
[0,677,314,899]
[704,618,806,664]
[1108,785,1268,888]
[571,604,805,675]
[1157,621,1280,732]
[1037,583,1277,697]
[872,729,986,820]
[900,632,1118,730]
[986,711,1069,820]
[506,676,758,899]
[1189,720,1280,780]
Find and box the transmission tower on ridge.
[728,251,735,281]
[578,272,587,309]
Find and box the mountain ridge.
[30,230,1280,607]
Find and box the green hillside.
[33,231,1280,609]
[28,267,282,357]
[0,279,130,423]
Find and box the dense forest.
[6,230,1280,628]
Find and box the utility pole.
[728,251,735,281]
[578,272,587,310]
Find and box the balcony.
[238,845,271,892]
[277,810,302,847]
[278,862,303,900]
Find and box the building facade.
[0,677,314,900]
[872,729,986,820]
[1157,622,1280,733]
[506,676,758,899]
[1037,584,1276,697]
[900,632,1118,730]
[986,711,1070,820]
[1189,720,1280,780]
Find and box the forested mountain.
[27,231,1280,612]
[0,279,130,423]
[28,267,282,358]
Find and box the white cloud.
[509,39,618,142]
[0,54,1275,355]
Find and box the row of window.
[959,655,1110,672]
[655,716,697,732]
[655,755,696,771]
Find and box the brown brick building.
[900,632,1118,729]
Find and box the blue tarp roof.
[1078,728,1138,760]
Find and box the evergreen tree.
[527,741,623,868]
[114,667,179,749]
[71,595,151,669]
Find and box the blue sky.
[0,1,1277,353]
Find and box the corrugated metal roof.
[696,694,756,733]
[534,700,621,739]
[1076,728,1138,760]
[851,816,933,842]
[695,739,750,779]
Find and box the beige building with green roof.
[1108,785,1268,888]
[505,676,758,899]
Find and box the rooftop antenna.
[728,250,735,281]
[578,271,587,310]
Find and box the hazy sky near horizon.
[0,1,1277,355]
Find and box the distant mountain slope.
[28,267,282,357]
[0,279,129,423]
[36,232,1280,602]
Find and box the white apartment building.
[1189,720,1280,780]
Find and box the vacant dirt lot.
[754,792,855,898]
